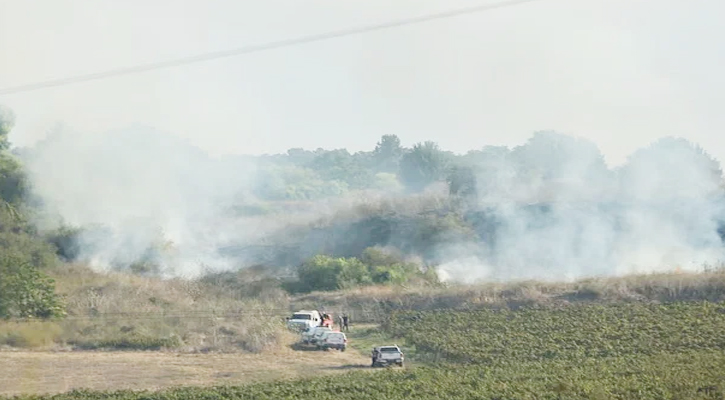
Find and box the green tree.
[618,136,723,200]
[0,107,64,319]
[0,154,28,206]
[0,104,29,208]
[290,249,439,293]
[0,210,59,270]
[296,255,371,292]
[307,149,374,189]
[461,145,514,199]
[0,253,64,319]
[44,225,82,261]
[373,134,403,173]
[360,246,404,267]
[446,164,478,198]
[462,145,510,166]
[286,148,316,166]
[0,105,15,151]
[254,165,348,201]
[510,131,610,185]
[0,108,57,270]
[361,247,420,285]
[371,172,403,192]
[398,141,450,192]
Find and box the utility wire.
[0,0,544,95]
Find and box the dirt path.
[0,345,371,396]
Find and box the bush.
[0,254,64,319]
[295,255,369,292]
[43,225,83,261]
[71,332,182,350]
[290,248,438,293]
[0,208,59,270]
[0,320,62,348]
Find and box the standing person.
[342,314,349,331]
[338,314,344,330]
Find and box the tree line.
[2,102,725,313]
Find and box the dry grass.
[10,263,725,350]
[293,269,725,323]
[2,263,293,352]
[0,321,63,349]
[0,332,372,396]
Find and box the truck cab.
[287,310,322,332]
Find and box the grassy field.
[385,302,725,364]
[9,353,721,400]
[6,300,725,399]
[344,323,420,363]
[0,324,399,397]
[294,268,725,323]
[0,264,292,353]
[4,263,725,353]
[0,333,371,397]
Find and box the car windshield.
[291,313,311,320]
[380,347,399,352]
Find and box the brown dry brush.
[1,264,292,352]
[4,263,725,351]
[292,268,725,324]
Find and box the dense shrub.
[0,254,64,319]
[289,247,438,293]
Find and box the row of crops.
[385,301,725,364]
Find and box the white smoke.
[21,125,725,283]
[24,124,265,277]
[435,134,725,283]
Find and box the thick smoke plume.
[22,126,725,283]
[435,134,725,283]
[24,125,270,277]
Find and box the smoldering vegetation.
[19,126,725,284]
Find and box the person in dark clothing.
[342,314,349,331]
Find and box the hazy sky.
[1,0,724,167]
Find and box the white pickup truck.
[371,345,404,367]
[287,310,322,332]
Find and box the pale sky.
[1,0,724,167]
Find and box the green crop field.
[8,301,725,400]
[386,301,725,364]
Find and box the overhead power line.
[0,0,543,95]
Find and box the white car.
[310,327,333,345]
[301,326,332,345]
[319,332,347,351]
